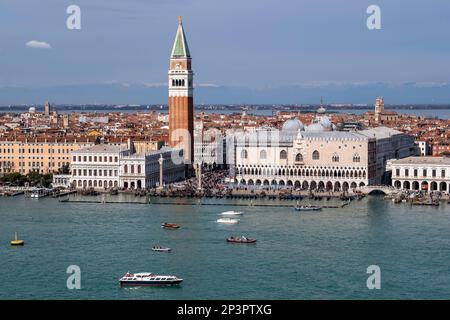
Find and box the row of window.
[123,164,142,174]
[395,168,446,178]
[73,155,118,163]
[0,148,72,154]
[0,156,69,160]
[171,79,192,87]
[74,169,118,177]
[0,143,75,147]
[241,149,361,163]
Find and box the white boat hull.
[217,219,240,224]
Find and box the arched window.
[124,165,128,174]
[295,153,303,162]
[332,153,339,162]
[260,150,267,159]
[280,150,287,160]
[137,165,141,174]
[241,149,248,159]
[353,154,360,163]
[312,150,320,160]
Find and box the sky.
[1,0,450,102]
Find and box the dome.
[281,118,305,132]
[319,116,333,130]
[28,107,36,113]
[317,106,326,114]
[306,116,334,132]
[305,123,326,132]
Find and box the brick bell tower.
[168,16,194,164]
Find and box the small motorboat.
[161,223,180,229]
[220,210,243,216]
[217,218,240,224]
[11,232,24,246]
[152,246,172,252]
[294,205,322,212]
[119,272,182,286]
[226,236,257,244]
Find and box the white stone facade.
[390,156,450,193]
[70,144,122,189]
[231,119,416,191]
[70,144,185,190]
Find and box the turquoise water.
[0,195,449,299]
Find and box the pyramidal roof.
[171,16,191,58]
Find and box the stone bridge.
[359,185,397,195]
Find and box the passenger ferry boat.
[119,272,183,286]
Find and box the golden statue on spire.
[178,16,183,24]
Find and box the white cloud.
[25,40,51,49]
[195,83,219,88]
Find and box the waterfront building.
[70,144,122,189]
[358,127,417,184]
[231,117,415,191]
[70,144,185,190]
[168,16,194,163]
[389,156,450,193]
[0,138,96,175]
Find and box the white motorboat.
[220,211,243,216]
[119,272,182,286]
[217,218,240,224]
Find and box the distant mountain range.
[1,82,450,105]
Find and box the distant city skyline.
[1,0,450,104]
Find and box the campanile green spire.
[171,16,191,58]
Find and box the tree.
[59,163,70,174]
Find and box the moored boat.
[226,236,256,244]
[294,205,322,211]
[161,223,180,229]
[217,218,240,224]
[119,272,182,286]
[29,188,50,199]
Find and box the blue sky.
[1,0,450,89]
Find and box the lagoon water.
[0,195,449,300]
